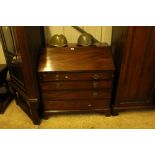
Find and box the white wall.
[0,41,6,64]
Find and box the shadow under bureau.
[38,45,115,118]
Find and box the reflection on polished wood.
[38,46,114,72]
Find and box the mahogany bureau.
[38,45,115,118]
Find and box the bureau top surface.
[38,46,115,72]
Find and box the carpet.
[0,100,155,129]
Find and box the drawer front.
[40,80,113,90]
[42,90,112,100]
[44,99,110,111]
[39,72,114,82]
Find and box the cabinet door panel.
[118,27,154,101]
[137,28,155,99]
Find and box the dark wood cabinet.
[0,26,44,124]
[38,45,115,118]
[112,26,155,113]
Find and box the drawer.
[39,72,114,82]
[44,99,110,111]
[42,89,112,100]
[40,80,113,90]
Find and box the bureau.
[38,45,115,118]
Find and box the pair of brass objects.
[49,33,94,47]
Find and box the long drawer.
[39,72,114,81]
[40,80,112,90]
[42,89,112,100]
[44,99,110,111]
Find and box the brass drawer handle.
[93,74,99,80]
[93,82,97,88]
[55,74,59,80]
[93,92,98,97]
[65,75,69,79]
[88,104,92,107]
